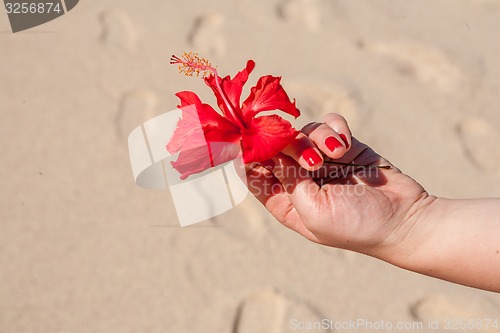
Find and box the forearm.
[389,197,500,292]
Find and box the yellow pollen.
[171,52,212,78]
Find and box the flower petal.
[167,91,241,154]
[204,60,255,120]
[241,115,299,163]
[241,75,300,122]
[167,91,242,179]
[171,142,241,180]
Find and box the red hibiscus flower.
[167,52,300,180]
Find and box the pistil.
[170,52,246,129]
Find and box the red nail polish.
[339,134,350,149]
[302,147,322,166]
[325,136,343,152]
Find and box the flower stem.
[324,161,392,169]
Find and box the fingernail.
[325,136,343,152]
[261,159,275,171]
[302,147,322,167]
[339,134,350,149]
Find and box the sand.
[1,0,500,332]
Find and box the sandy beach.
[1,0,500,332]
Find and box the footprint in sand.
[286,81,365,130]
[410,294,500,333]
[208,196,272,240]
[277,0,322,32]
[188,13,226,58]
[457,116,500,175]
[360,41,463,93]
[115,90,157,142]
[225,199,270,235]
[99,10,138,51]
[234,290,329,333]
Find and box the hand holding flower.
[167,53,300,179]
[249,113,500,293]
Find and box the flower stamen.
[170,52,213,78]
[170,52,246,129]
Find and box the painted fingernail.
[325,136,343,152]
[302,147,322,167]
[339,134,350,149]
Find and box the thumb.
[271,153,323,216]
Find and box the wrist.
[374,193,441,269]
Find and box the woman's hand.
[246,113,500,292]
[246,113,431,259]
